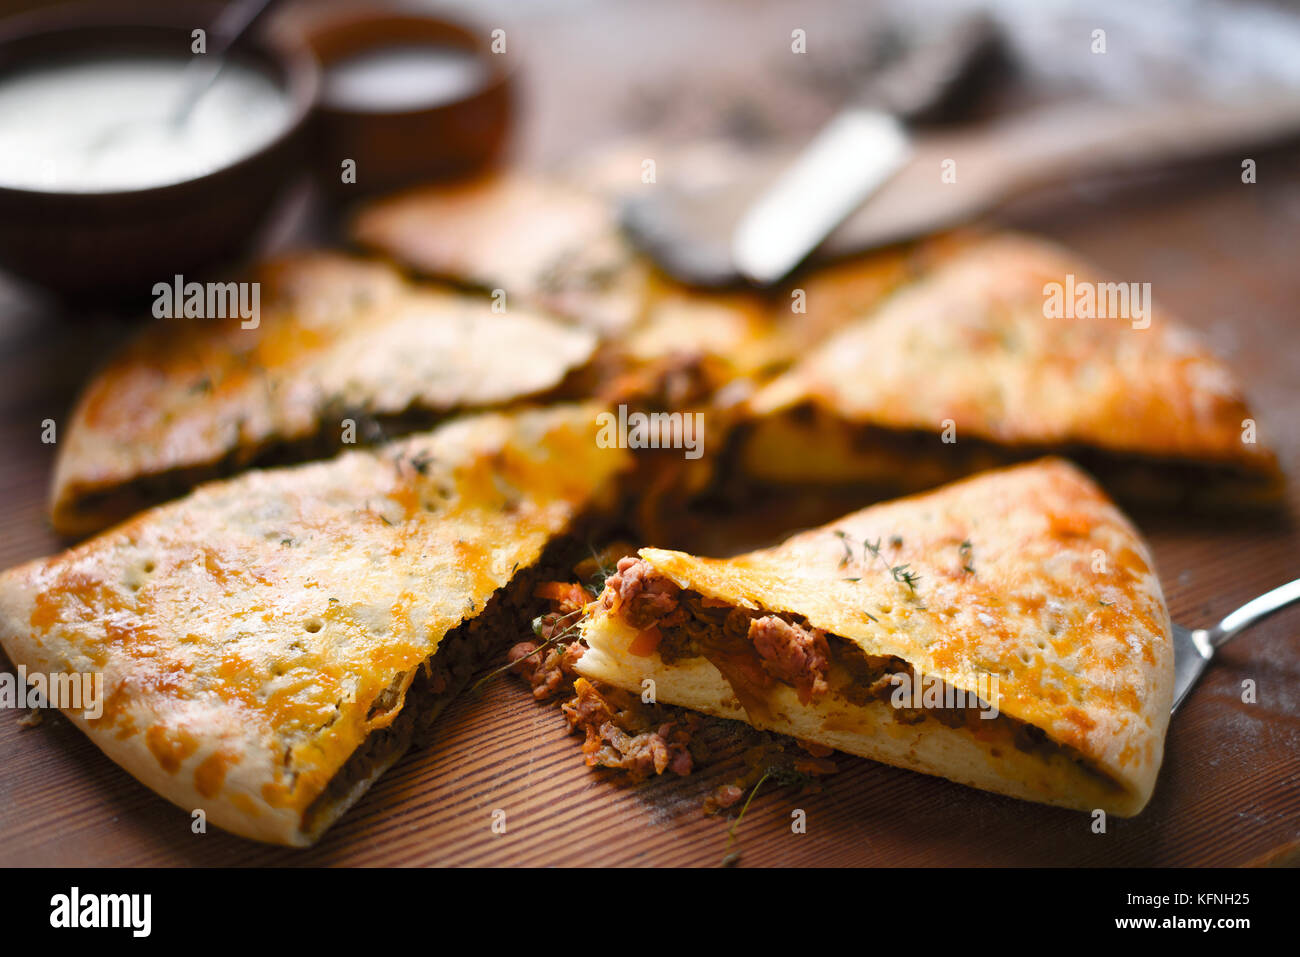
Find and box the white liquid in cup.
[322,45,488,112]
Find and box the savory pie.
[578,458,1175,815]
[733,234,1283,507]
[352,171,934,401]
[50,252,598,536]
[352,173,652,336]
[2,405,630,845]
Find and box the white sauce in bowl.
[322,45,488,112]
[0,56,292,193]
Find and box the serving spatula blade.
[1170,623,1215,714]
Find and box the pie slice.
[577,458,1175,816]
[2,404,630,846]
[352,173,653,336]
[734,233,1283,507]
[351,173,963,546]
[50,251,598,536]
[352,171,935,397]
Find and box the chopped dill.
[723,768,771,866]
[584,542,618,595]
[891,564,921,593]
[835,531,922,596]
[959,539,975,574]
[834,529,853,568]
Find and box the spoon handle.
[208,0,280,61]
[172,0,281,124]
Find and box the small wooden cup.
[292,6,514,199]
[0,1,318,301]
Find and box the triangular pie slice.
[353,173,653,336]
[350,172,960,546]
[352,171,933,401]
[2,404,630,845]
[577,458,1175,816]
[50,252,598,536]
[734,233,1283,507]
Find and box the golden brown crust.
[579,458,1174,815]
[745,234,1282,496]
[352,174,652,336]
[352,173,944,387]
[4,405,630,845]
[49,252,598,537]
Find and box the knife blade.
[731,108,911,286]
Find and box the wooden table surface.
[1,0,1298,866]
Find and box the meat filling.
[299,535,590,837]
[561,678,699,782]
[499,551,838,792]
[602,556,833,707]
[604,555,687,629]
[747,615,830,703]
[599,558,1116,783]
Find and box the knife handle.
[863,12,1006,125]
[824,95,1300,257]
[992,97,1300,194]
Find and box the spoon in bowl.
[86,0,280,154]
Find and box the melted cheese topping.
[2,405,629,844]
[749,234,1279,474]
[51,252,598,536]
[598,459,1174,809]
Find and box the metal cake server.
[1171,577,1300,713]
[622,13,1005,287]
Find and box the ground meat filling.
[508,636,585,700]
[503,553,841,797]
[747,615,830,703]
[604,555,687,629]
[603,558,832,706]
[508,581,594,700]
[504,558,708,783]
[601,559,1119,790]
[561,678,699,782]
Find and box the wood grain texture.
[1,0,1298,866]
[2,171,1298,865]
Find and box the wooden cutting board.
[1,0,1298,867]
[1,164,1298,865]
